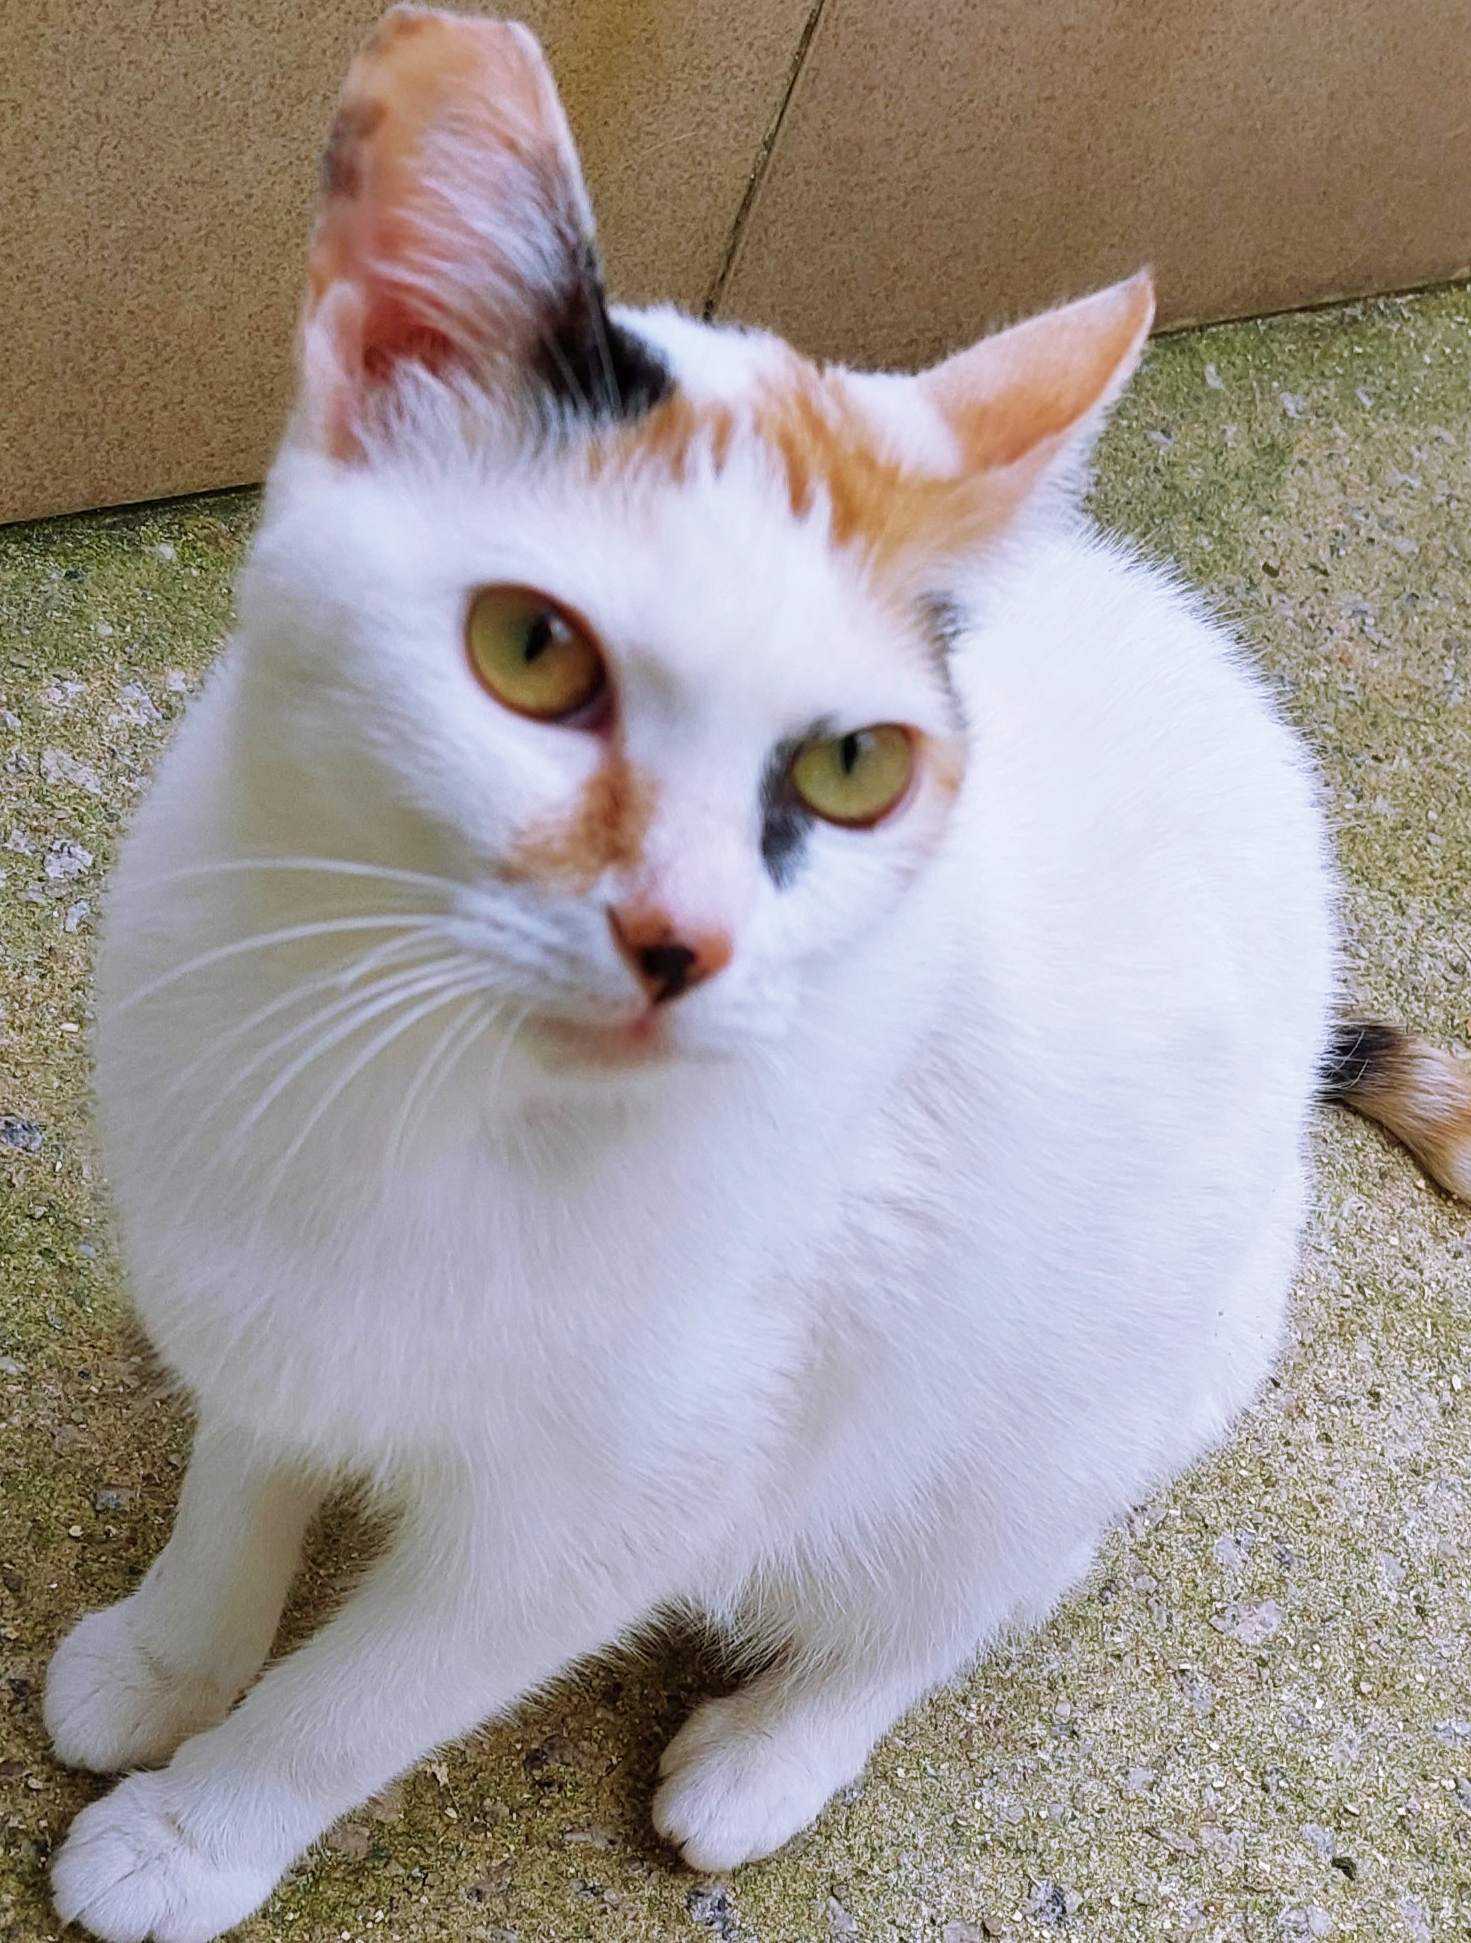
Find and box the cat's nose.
[608,906,732,1005]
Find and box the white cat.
[43,10,1471,1941]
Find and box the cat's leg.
[654,1534,1098,1872]
[49,1487,645,1943]
[45,1419,324,1773]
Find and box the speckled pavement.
[2,287,1470,1943]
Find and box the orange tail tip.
[1322,1020,1471,1201]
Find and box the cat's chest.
[156,1107,831,1471]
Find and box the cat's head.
[237,5,1152,1084]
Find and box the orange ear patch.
[503,754,656,892]
[921,274,1156,474]
[300,7,596,455]
[307,10,564,318]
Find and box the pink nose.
[608,906,733,1005]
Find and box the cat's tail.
[1321,1020,1471,1201]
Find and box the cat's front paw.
[652,1683,856,1872]
[45,1603,236,1773]
[51,1772,282,1943]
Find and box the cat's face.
[240,5,1152,1081]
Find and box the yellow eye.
[789,724,915,827]
[466,585,606,723]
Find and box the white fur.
[47,306,1335,1940]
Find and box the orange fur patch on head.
[751,359,997,581]
[588,389,736,492]
[590,275,1154,599]
[590,363,992,596]
[503,754,655,892]
[920,730,967,802]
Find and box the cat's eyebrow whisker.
[108,915,454,1017]
[586,288,621,421]
[536,319,593,420]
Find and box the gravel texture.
[2,287,1470,1942]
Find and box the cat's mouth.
[531,1008,672,1071]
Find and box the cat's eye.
[466,585,607,723]
[788,725,915,827]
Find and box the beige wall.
[0,1,810,523]
[721,0,1471,368]
[4,2,1469,524]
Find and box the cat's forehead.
[313,323,965,724]
[532,315,968,715]
[583,311,969,591]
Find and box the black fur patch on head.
[760,739,814,890]
[1320,1020,1405,1098]
[533,241,672,424]
[320,97,386,201]
[918,593,968,730]
[921,593,967,658]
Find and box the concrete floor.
[2,286,1470,1942]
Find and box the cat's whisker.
[169,958,485,1240]
[252,972,500,1216]
[481,999,534,1106]
[109,915,454,1017]
[381,991,504,1185]
[158,932,440,1111]
[155,954,467,1191]
[220,958,481,1163]
[130,857,467,900]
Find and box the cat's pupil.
[840,732,863,776]
[522,613,554,664]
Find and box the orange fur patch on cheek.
[503,756,655,892]
[921,732,967,803]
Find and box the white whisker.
[256,973,499,1214]
[131,856,466,900]
[211,958,480,1171]
[159,932,439,1110]
[109,915,452,1017]
[382,993,500,1187]
[156,955,466,1188]
[483,1000,533,1106]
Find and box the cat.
[43,9,1471,1941]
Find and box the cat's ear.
[296,5,668,458]
[918,273,1155,510]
